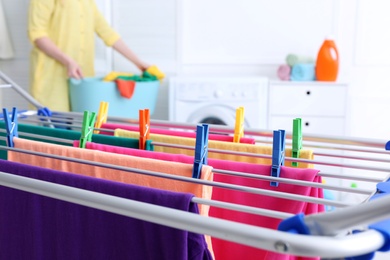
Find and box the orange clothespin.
[139,109,150,150]
[233,106,245,143]
[94,101,109,134]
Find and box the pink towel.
[277,64,291,81]
[79,141,324,260]
[100,123,256,144]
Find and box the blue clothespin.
[270,129,286,187]
[79,111,96,149]
[385,141,390,151]
[2,107,18,147]
[192,124,209,179]
[37,107,52,117]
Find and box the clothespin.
[292,118,302,167]
[233,106,245,143]
[37,107,52,117]
[94,101,109,134]
[139,109,150,150]
[270,129,286,187]
[2,107,18,147]
[79,111,96,148]
[192,124,209,179]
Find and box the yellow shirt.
[28,0,120,112]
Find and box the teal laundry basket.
[69,77,159,119]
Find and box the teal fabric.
[0,122,154,160]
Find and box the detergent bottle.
[315,37,339,81]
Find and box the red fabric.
[115,79,136,99]
[75,141,324,260]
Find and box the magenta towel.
[100,123,256,144]
[277,64,291,81]
[76,141,323,260]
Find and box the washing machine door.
[187,105,248,126]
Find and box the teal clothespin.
[292,118,302,167]
[79,111,96,148]
[270,129,286,187]
[2,107,18,147]
[192,124,209,179]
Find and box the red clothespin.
[2,107,18,147]
[192,124,209,179]
[270,129,286,187]
[139,109,150,150]
[79,111,96,149]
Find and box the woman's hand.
[65,58,84,80]
[137,61,150,72]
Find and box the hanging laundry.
[8,137,212,216]
[0,121,154,159]
[8,137,215,257]
[77,141,324,260]
[100,122,256,144]
[113,129,315,168]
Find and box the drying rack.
[1,70,390,259]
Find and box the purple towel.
[0,159,212,260]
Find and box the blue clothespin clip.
[192,124,209,179]
[270,129,286,187]
[385,141,390,151]
[37,107,52,117]
[2,107,18,147]
[79,111,96,149]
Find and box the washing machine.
[169,77,269,129]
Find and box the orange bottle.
[315,38,339,81]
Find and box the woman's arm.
[35,37,84,79]
[112,39,150,72]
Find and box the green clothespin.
[79,111,97,148]
[292,118,302,167]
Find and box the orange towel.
[115,79,136,99]
[8,138,213,216]
[114,129,314,168]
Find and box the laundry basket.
[69,77,159,119]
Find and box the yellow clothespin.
[94,101,109,134]
[233,106,245,143]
